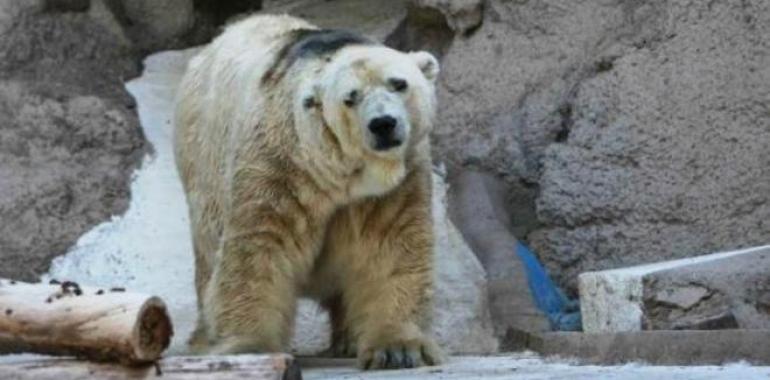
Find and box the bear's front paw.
[358,337,444,370]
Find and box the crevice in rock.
[384,3,454,59]
[554,103,573,143]
[594,56,617,74]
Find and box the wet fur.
[173,14,442,369]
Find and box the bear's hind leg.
[320,295,357,357]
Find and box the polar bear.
[173,14,443,369]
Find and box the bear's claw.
[359,339,443,370]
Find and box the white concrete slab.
[579,245,770,333]
[1,354,769,380]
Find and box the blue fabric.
[516,241,582,331]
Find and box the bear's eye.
[303,96,318,109]
[388,78,408,92]
[344,90,359,107]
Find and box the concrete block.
[579,245,770,333]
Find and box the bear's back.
[173,15,317,191]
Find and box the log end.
[131,297,173,362]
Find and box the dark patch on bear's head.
[262,28,374,86]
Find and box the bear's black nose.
[368,115,397,137]
[368,115,402,150]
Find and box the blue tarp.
[516,241,582,331]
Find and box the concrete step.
[527,330,770,365]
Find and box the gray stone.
[121,0,195,48]
[413,0,483,34]
[651,285,709,310]
[0,84,145,281]
[579,245,770,333]
[0,0,44,36]
[0,3,146,281]
[262,0,408,42]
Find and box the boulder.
[413,0,482,35]
[121,0,194,44]
[0,3,146,281]
[262,0,408,42]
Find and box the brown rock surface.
[412,0,770,295]
[0,2,146,280]
[0,0,265,281]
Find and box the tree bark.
[0,278,172,364]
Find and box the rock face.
[0,1,146,280]
[530,0,770,294]
[412,0,482,35]
[0,0,259,281]
[262,0,408,42]
[414,0,770,295]
[121,0,195,50]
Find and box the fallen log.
[0,278,172,364]
[0,354,301,380]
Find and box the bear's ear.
[409,51,440,82]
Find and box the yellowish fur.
[173,14,443,369]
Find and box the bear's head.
[298,46,439,162]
